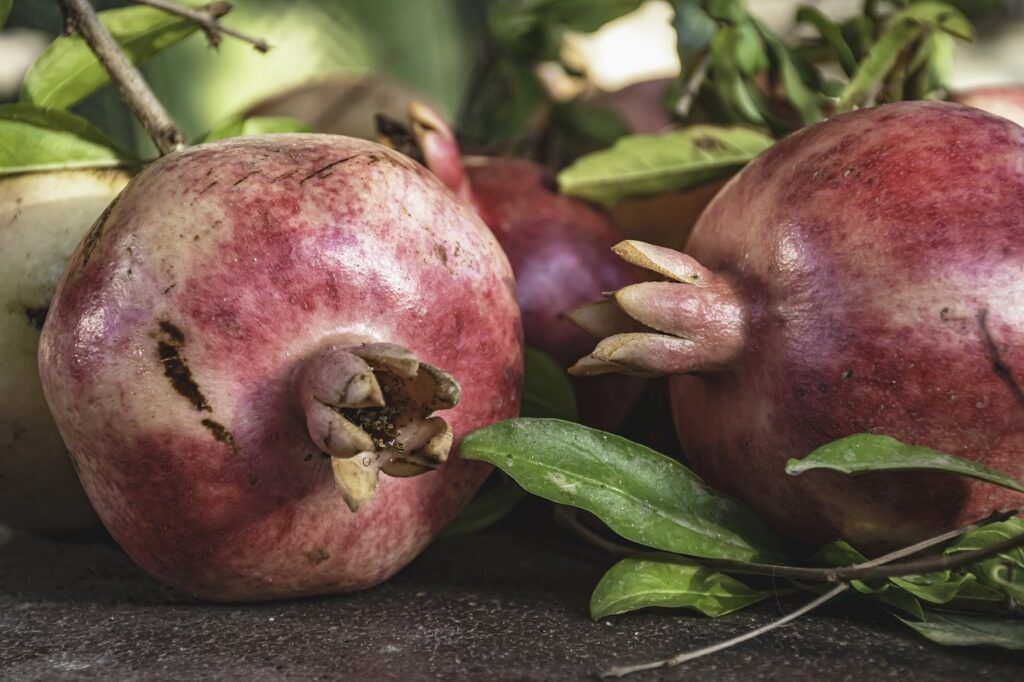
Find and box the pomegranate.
[38,134,522,600]
[570,102,1024,552]
[400,103,645,429]
[1,168,131,533]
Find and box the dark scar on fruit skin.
[977,308,1024,409]
[299,154,364,184]
[232,170,262,187]
[80,190,124,266]
[202,418,240,455]
[156,320,210,412]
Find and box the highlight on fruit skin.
[0,167,131,533]
[569,101,1024,553]
[38,133,523,601]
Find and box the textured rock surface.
[2,511,1021,681]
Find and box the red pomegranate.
[39,134,522,600]
[571,102,1024,552]
[401,103,645,429]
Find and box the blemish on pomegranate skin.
[156,320,210,412]
[201,418,240,455]
[299,155,363,184]
[80,191,124,266]
[306,548,330,565]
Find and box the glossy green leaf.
[896,610,1024,651]
[590,553,769,620]
[0,104,132,175]
[20,1,208,109]
[903,2,976,41]
[796,5,857,76]
[201,116,313,143]
[946,519,1024,602]
[460,419,787,562]
[0,0,12,30]
[946,519,1024,568]
[558,124,772,206]
[439,474,527,540]
[786,434,1024,494]
[521,348,578,421]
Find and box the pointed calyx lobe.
[569,241,749,377]
[297,341,460,511]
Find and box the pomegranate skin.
[675,102,1024,551]
[464,157,644,429]
[38,135,522,600]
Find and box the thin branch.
[59,0,183,155]
[601,584,851,678]
[698,506,1024,582]
[673,53,708,120]
[593,505,1024,678]
[126,0,270,52]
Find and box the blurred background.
[2,0,1023,155]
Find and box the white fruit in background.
[1,168,131,533]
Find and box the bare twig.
[126,0,270,52]
[697,506,1024,583]
[601,584,851,678]
[59,0,183,155]
[593,506,1024,678]
[673,54,708,120]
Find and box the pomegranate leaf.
[945,519,1024,602]
[894,610,1024,651]
[796,6,858,77]
[557,125,773,206]
[460,418,787,562]
[590,553,770,620]
[0,104,133,175]
[521,347,578,422]
[19,1,209,110]
[0,0,11,30]
[786,434,1024,494]
[201,116,313,143]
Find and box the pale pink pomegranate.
[39,134,522,600]
[572,102,1024,552]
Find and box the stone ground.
[2,504,1022,681]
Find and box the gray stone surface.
[1,510,1022,681]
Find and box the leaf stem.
[601,583,851,678]
[126,0,270,52]
[552,506,634,558]
[57,0,183,155]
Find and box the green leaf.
[890,572,976,605]
[759,25,823,126]
[439,474,528,540]
[786,434,1024,494]
[895,610,1024,651]
[538,0,646,34]
[20,1,208,110]
[0,0,12,30]
[946,519,1024,602]
[590,553,769,620]
[672,0,715,79]
[459,419,787,562]
[521,348,578,421]
[0,104,132,175]
[903,2,976,42]
[836,16,924,112]
[558,124,772,206]
[796,5,858,77]
[201,116,313,143]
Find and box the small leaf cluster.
[460,419,1024,651]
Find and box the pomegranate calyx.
[298,342,461,511]
[569,240,749,378]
